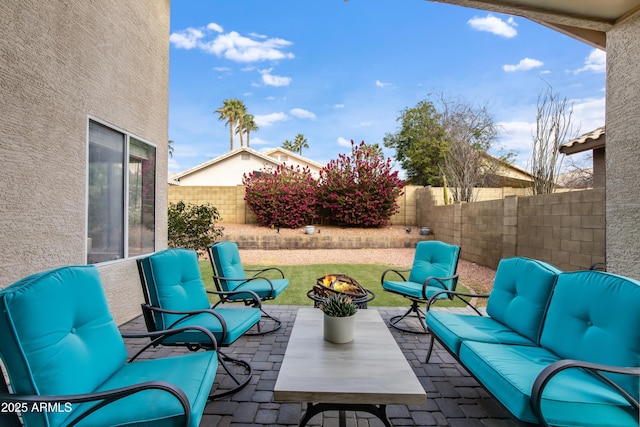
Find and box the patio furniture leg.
[388,300,429,334]
[211,351,253,400]
[299,403,391,427]
[244,308,282,335]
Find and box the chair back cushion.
[209,242,247,292]
[0,265,127,426]
[486,257,561,343]
[540,270,640,400]
[408,241,460,290]
[141,248,212,330]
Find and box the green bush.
[317,141,404,227]
[168,201,224,253]
[243,164,318,228]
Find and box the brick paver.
[121,306,534,426]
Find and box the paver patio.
[121,306,533,427]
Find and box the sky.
[168,0,606,176]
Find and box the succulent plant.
[320,293,358,317]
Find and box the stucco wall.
[0,0,170,325]
[178,153,278,186]
[605,12,640,279]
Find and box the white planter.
[305,225,315,234]
[323,313,355,343]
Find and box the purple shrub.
[317,141,404,227]
[243,164,318,228]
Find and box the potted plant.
[320,293,358,343]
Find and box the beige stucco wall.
[605,12,640,279]
[178,153,278,186]
[0,0,170,325]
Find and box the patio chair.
[381,240,460,333]
[208,241,290,334]
[137,248,262,399]
[0,265,218,427]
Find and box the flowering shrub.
[317,141,404,227]
[243,164,318,228]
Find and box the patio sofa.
[426,258,640,427]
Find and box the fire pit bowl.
[308,274,375,309]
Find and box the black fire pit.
[307,274,375,309]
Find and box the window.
[87,120,156,264]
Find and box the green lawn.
[199,261,471,308]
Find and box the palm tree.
[237,114,258,148]
[293,133,309,156]
[214,98,245,151]
[282,139,296,152]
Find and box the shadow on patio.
[121,305,532,427]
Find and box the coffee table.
[274,307,426,426]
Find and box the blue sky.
[168,0,606,176]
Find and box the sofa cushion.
[146,249,212,329]
[540,270,640,401]
[0,266,128,427]
[460,341,638,426]
[65,351,218,427]
[426,311,536,356]
[486,257,561,343]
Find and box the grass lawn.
[199,261,471,308]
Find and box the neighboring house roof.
[172,147,280,181]
[481,152,534,187]
[559,126,606,155]
[264,147,325,170]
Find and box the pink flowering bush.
[317,141,404,227]
[243,164,318,228]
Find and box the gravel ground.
[223,223,497,294]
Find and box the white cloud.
[503,58,544,72]
[468,14,517,38]
[207,23,224,33]
[171,23,295,63]
[290,108,316,119]
[375,80,390,88]
[572,49,606,74]
[571,96,605,130]
[249,137,269,146]
[254,112,288,127]
[169,28,204,49]
[334,104,345,109]
[260,69,292,86]
[337,137,352,147]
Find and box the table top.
[273,307,427,405]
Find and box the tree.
[383,100,448,186]
[530,83,575,194]
[293,133,309,155]
[282,139,297,152]
[168,139,174,158]
[168,201,224,254]
[215,98,246,151]
[237,114,258,147]
[438,95,500,202]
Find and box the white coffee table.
[274,307,426,426]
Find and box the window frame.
[86,117,157,265]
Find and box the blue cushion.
[407,241,459,287]
[0,266,128,427]
[210,242,289,300]
[382,241,459,300]
[540,270,640,402]
[67,351,218,427]
[162,307,261,345]
[486,257,561,343]
[145,249,211,330]
[426,311,536,356]
[460,341,638,426]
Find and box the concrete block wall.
[415,186,605,270]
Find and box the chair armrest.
[141,304,228,344]
[421,274,459,300]
[245,267,285,279]
[207,289,262,308]
[427,288,489,315]
[123,325,218,360]
[531,359,640,427]
[0,381,191,427]
[212,274,276,296]
[380,268,410,285]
